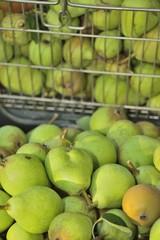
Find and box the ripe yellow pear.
[122,184,160,227]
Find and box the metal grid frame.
[0,0,160,121]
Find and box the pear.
[2,13,31,45]
[63,36,94,68]
[6,222,44,240]
[149,217,160,240]
[0,190,14,233]
[48,212,93,240]
[89,106,127,135]
[128,161,160,186]
[118,135,160,168]
[45,146,93,195]
[76,116,91,131]
[69,0,123,6]
[74,132,117,169]
[0,56,45,96]
[133,25,160,64]
[45,62,87,97]
[62,195,97,223]
[0,125,27,154]
[45,9,80,40]
[107,119,141,148]
[29,33,61,67]
[122,184,160,227]
[146,94,160,114]
[0,186,64,234]
[94,74,146,106]
[94,29,122,60]
[43,129,73,150]
[89,163,135,209]
[121,0,160,37]
[92,9,120,31]
[50,0,86,18]
[0,153,51,196]
[74,129,101,141]
[135,121,160,138]
[28,123,62,144]
[153,145,160,171]
[16,142,48,164]
[0,34,13,62]
[130,63,160,98]
[63,127,81,142]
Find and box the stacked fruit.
[0,0,160,111]
[0,105,160,240]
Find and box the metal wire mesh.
[0,0,160,121]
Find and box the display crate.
[0,0,160,126]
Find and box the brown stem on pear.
[127,160,140,175]
[0,204,10,210]
[119,52,135,65]
[81,190,99,211]
[61,129,68,140]
[48,113,59,124]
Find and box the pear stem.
[48,113,59,124]
[127,160,140,175]
[119,52,135,65]
[81,190,92,206]
[61,129,68,140]
[0,204,9,210]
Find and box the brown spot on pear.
[122,184,160,227]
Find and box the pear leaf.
[92,214,133,240]
[76,115,91,131]
[102,212,127,227]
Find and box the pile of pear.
[1,106,160,239]
[1,0,160,112]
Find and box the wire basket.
[0,0,160,125]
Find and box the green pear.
[45,62,87,97]
[29,33,61,67]
[1,13,31,45]
[94,30,122,59]
[0,190,14,233]
[28,123,62,144]
[121,0,160,37]
[94,74,146,106]
[70,0,123,6]
[0,125,27,154]
[63,127,81,142]
[50,0,86,18]
[107,119,141,148]
[0,34,13,62]
[45,9,80,40]
[130,63,160,98]
[149,218,160,240]
[48,212,93,240]
[16,142,48,164]
[93,9,120,31]
[0,186,64,234]
[0,56,45,96]
[76,116,91,131]
[133,26,160,64]
[93,208,137,240]
[128,161,160,186]
[153,145,160,171]
[45,146,93,195]
[43,129,73,150]
[6,222,44,240]
[135,121,160,138]
[118,135,160,168]
[147,94,160,114]
[0,153,51,196]
[89,106,127,135]
[89,163,135,209]
[62,195,97,223]
[63,36,94,68]
[74,129,101,141]
[74,132,117,169]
